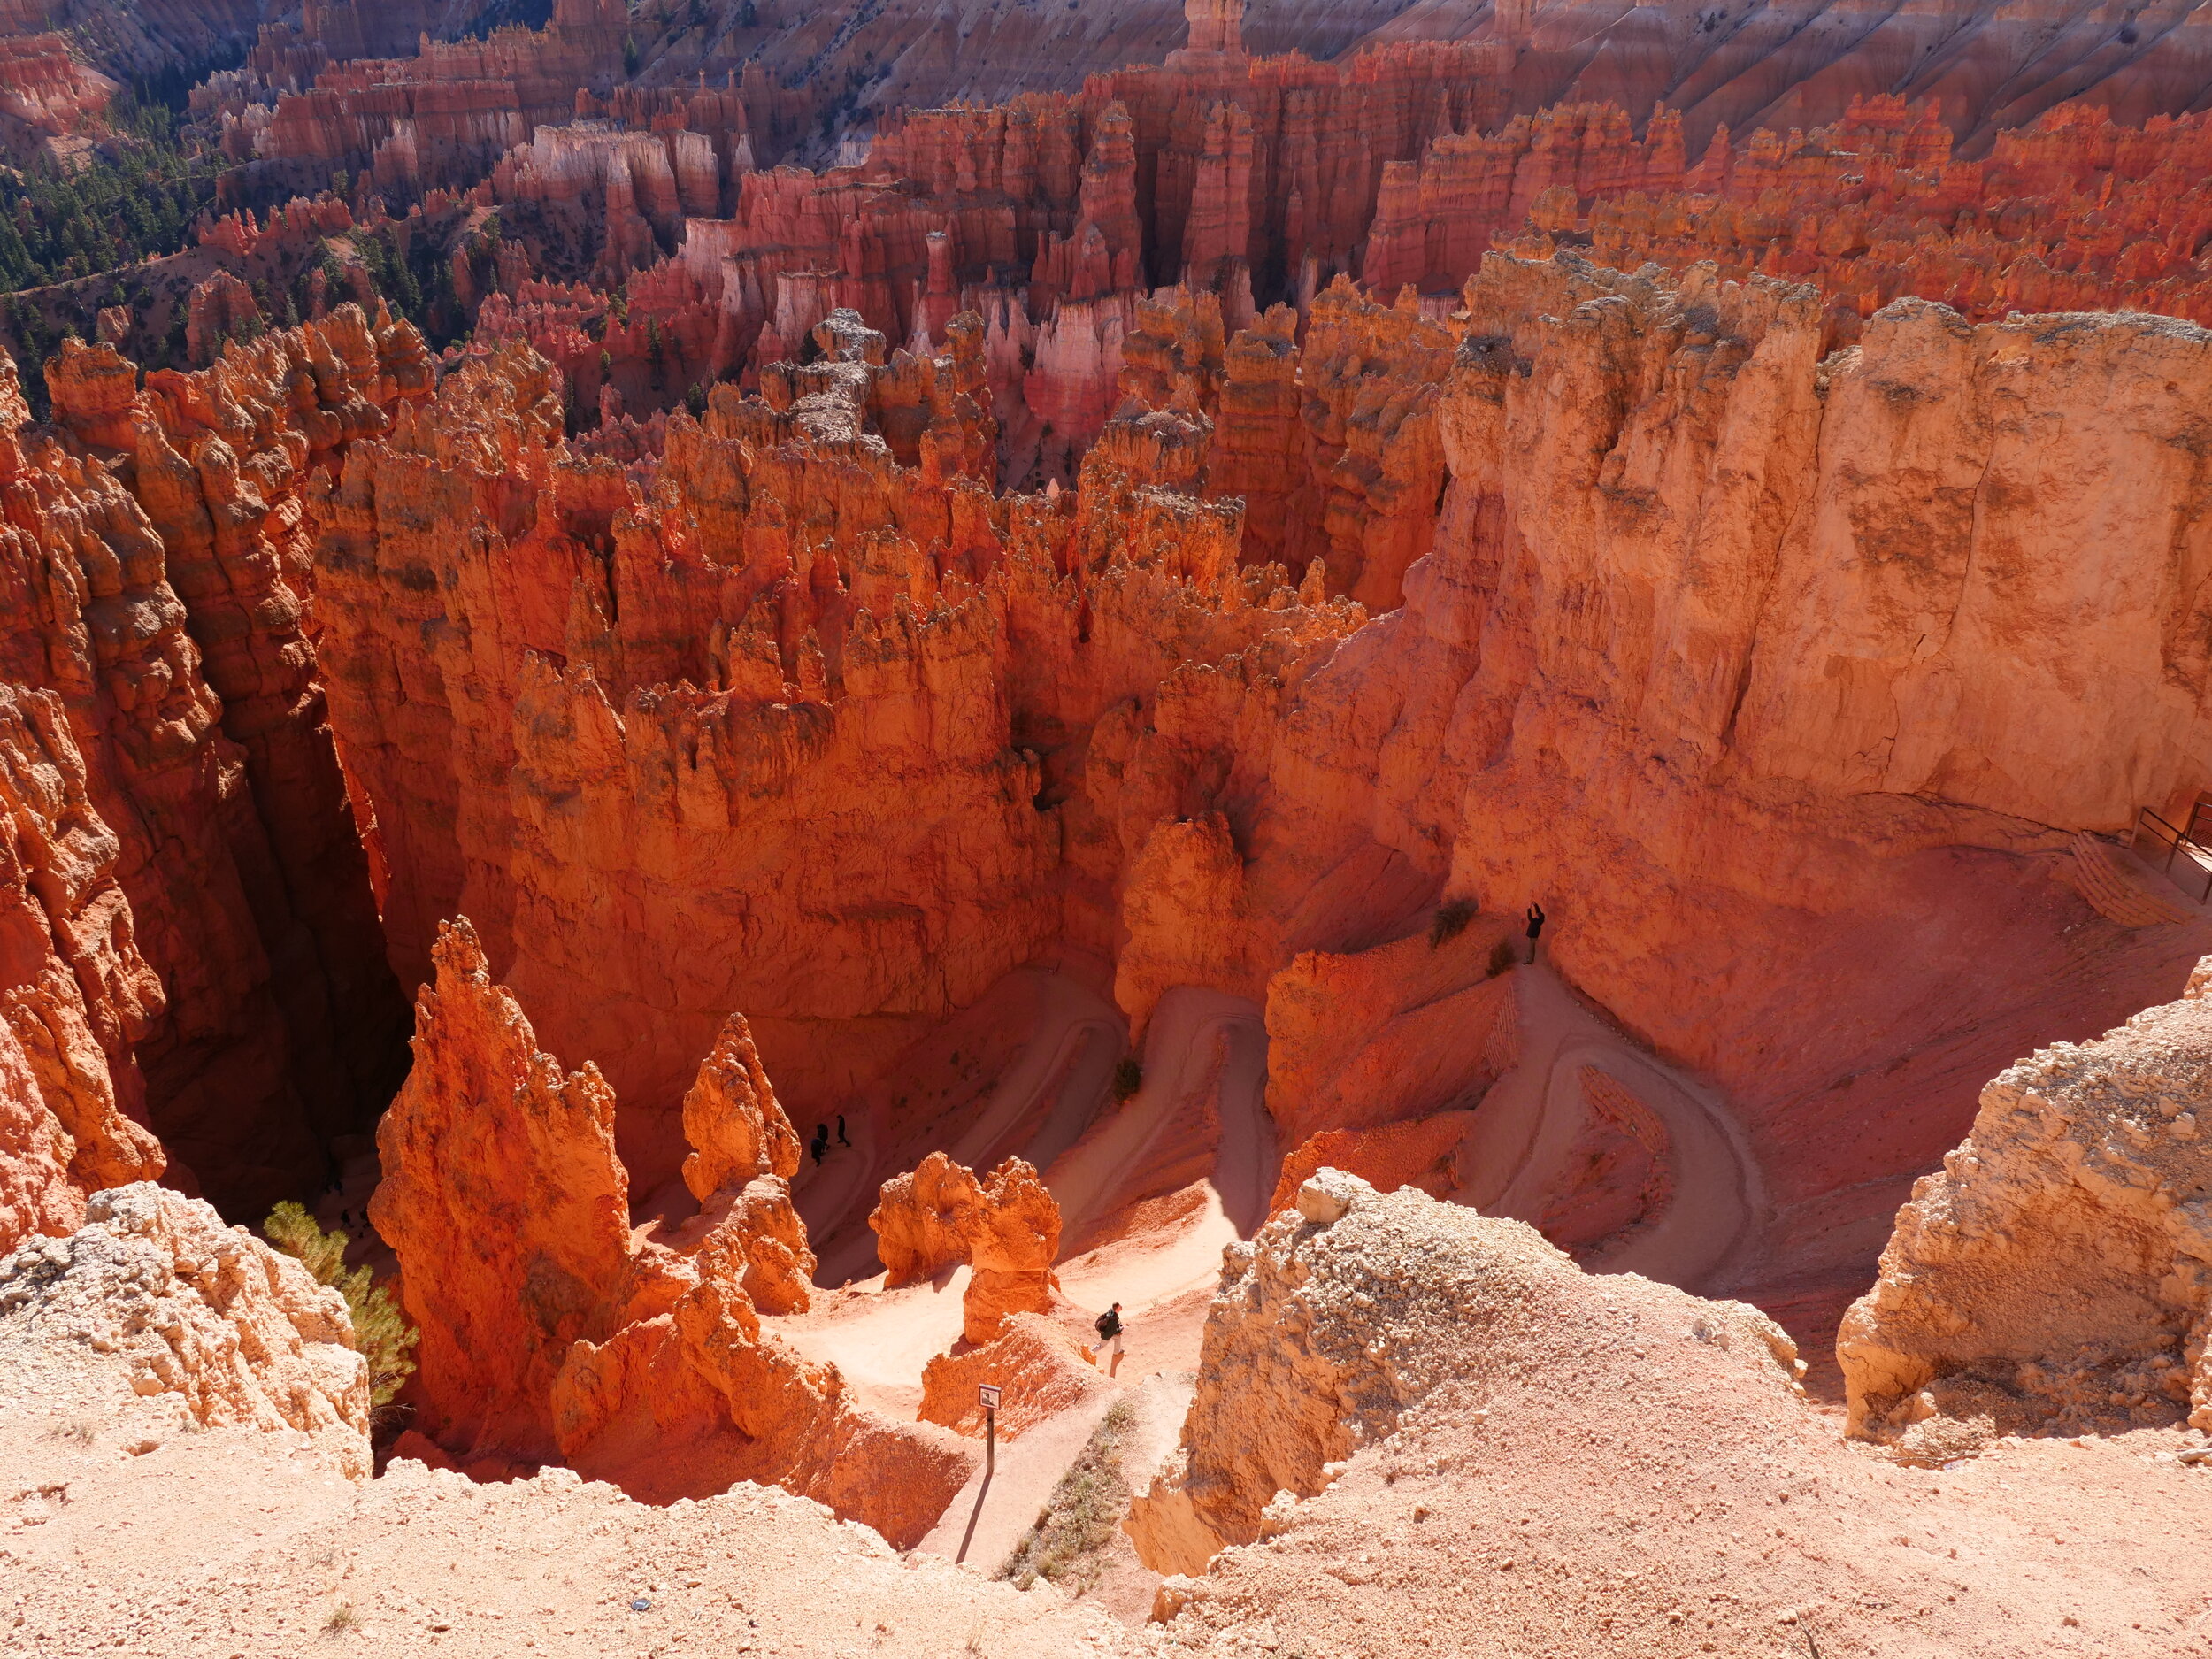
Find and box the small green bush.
[1111,1056,1143,1102]
[264,1202,419,1409]
[1429,897,1476,948]
[1486,937,1518,978]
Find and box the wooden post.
[955,1384,1001,1565]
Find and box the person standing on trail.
[810,1123,829,1166]
[835,1114,850,1148]
[1525,902,1546,964]
[1094,1302,1125,1377]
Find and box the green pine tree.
[264,1202,419,1409]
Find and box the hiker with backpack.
[1094,1302,1125,1377]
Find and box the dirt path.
[782,987,1279,1580]
[1456,965,1760,1292]
[913,1385,1124,1572]
[1048,987,1273,1248]
[800,969,1125,1286]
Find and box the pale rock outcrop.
[1126,1170,1801,1573]
[0,1183,370,1478]
[1839,956,2212,1456]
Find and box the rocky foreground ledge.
[8,1156,2212,1656]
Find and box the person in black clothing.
[1525,902,1546,964]
[1094,1302,1125,1377]
[810,1123,829,1166]
[835,1114,850,1148]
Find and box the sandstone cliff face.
[1839,956,2212,1457]
[315,334,1063,1188]
[1,362,299,1214]
[0,682,165,1254]
[0,1182,372,1478]
[1221,250,2212,1335]
[313,315,1360,1191]
[311,237,2212,1360]
[372,918,972,1543]
[0,313,429,1222]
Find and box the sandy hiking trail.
[1460,962,1761,1291]
[797,967,1125,1285]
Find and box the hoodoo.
[4,0,2212,1649]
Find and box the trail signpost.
[955,1385,1002,1565]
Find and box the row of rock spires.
[294,69,2212,512]
[119,0,2212,510]
[181,0,2212,210]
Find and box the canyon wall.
[0,682,165,1253]
[312,310,1363,1191]
[0,308,426,1232]
[1214,250,2212,1334]
[311,250,2212,1353]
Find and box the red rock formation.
[373,917,972,1542]
[0,683,165,1253]
[1266,1112,1473,1215]
[869,1149,983,1288]
[313,336,1069,1188]
[241,0,632,198]
[305,193,2212,1393]
[369,918,635,1459]
[1114,812,1256,1037]
[550,1223,976,1544]
[0,1,115,164]
[1532,1065,1675,1258]
[868,1151,1062,1343]
[183,273,264,369]
[1260,927,1516,1154]
[1,327,417,1218]
[962,1156,1061,1344]
[678,1013,813,1316]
